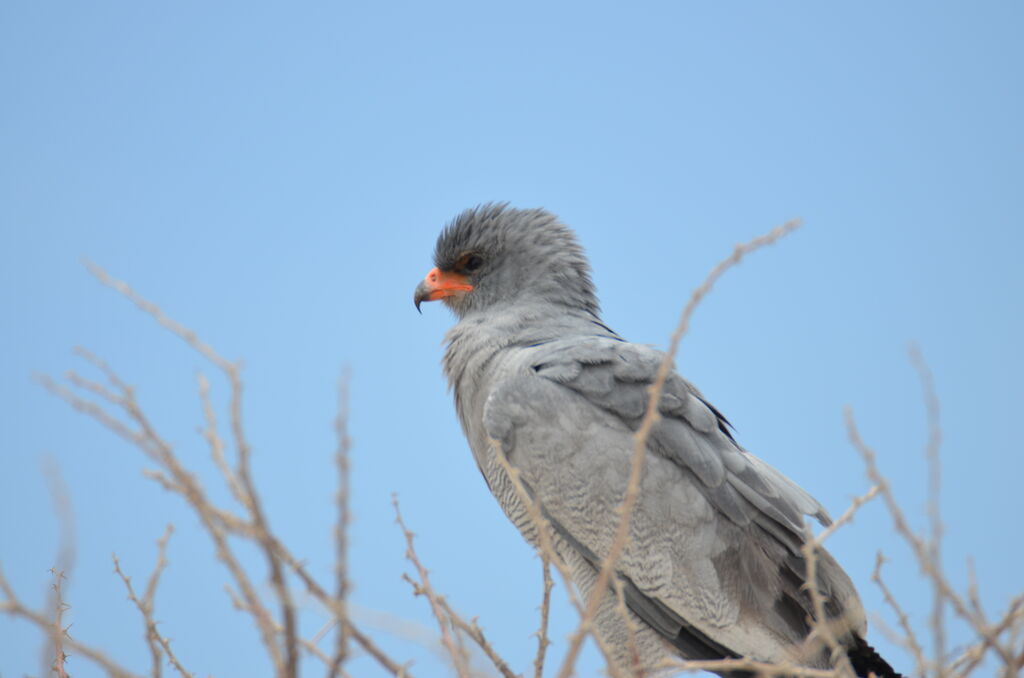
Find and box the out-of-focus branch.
[47,568,71,678]
[43,360,287,674]
[845,407,975,631]
[610,577,643,677]
[809,485,880,549]
[85,261,300,678]
[328,370,353,678]
[260,531,413,677]
[41,458,76,678]
[0,566,142,678]
[848,348,1024,677]
[35,265,414,678]
[393,496,520,678]
[910,344,947,677]
[393,495,472,678]
[800,485,880,675]
[436,597,520,678]
[113,525,192,678]
[802,531,855,676]
[873,553,927,675]
[532,559,553,678]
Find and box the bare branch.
[113,526,193,678]
[41,459,76,678]
[910,344,947,677]
[223,365,299,678]
[84,261,300,677]
[436,597,520,678]
[873,553,927,675]
[845,407,977,631]
[258,531,413,677]
[810,485,880,549]
[327,369,354,678]
[802,529,855,676]
[1,565,142,678]
[47,359,286,672]
[84,261,233,372]
[532,559,553,678]
[197,373,248,510]
[46,568,71,678]
[393,495,472,678]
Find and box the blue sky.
[2,2,1022,676]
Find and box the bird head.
[414,203,599,319]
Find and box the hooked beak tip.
[414,280,431,313]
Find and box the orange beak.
[414,267,474,312]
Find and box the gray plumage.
[415,204,900,677]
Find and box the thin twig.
[532,559,553,678]
[393,495,472,678]
[47,568,71,678]
[0,565,143,678]
[31,264,412,678]
[949,594,1024,677]
[327,369,353,678]
[873,552,927,675]
[488,440,581,611]
[437,598,520,678]
[910,344,947,677]
[845,407,977,632]
[611,577,643,677]
[86,262,299,677]
[487,439,627,678]
[113,526,192,678]
[809,485,880,548]
[42,459,76,678]
[47,361,286,674]
[802,530,854,675]
[225,365,299,678]
[197,373,248,509]
[263,532,413,677]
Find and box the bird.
[414,203,902,678]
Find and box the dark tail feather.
[847,635,904,678]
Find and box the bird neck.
[442,304,618,390]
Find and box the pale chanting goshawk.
[414,204,902,678]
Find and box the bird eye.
[461,254,484,272]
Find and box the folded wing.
[483,336,864,665]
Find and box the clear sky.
[2,2,1022,677]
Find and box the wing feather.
[481,337,865,664]
[531,337,830,544]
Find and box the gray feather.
[423,205,872,675]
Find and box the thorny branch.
[874,552,927,675]
[42,459,76,678]
[328,370,353,678]
[5,243,1022,678]
[85,261,300,677]
[1,565,142,678]
[393,495,473,678]
[17,264,409,678]
[532,559,553,678]
[910,344,947,678]
[846,348,1024,678]
[112,525,192,678]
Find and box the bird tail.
[846,635,904,678]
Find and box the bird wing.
[482,336,864,662]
